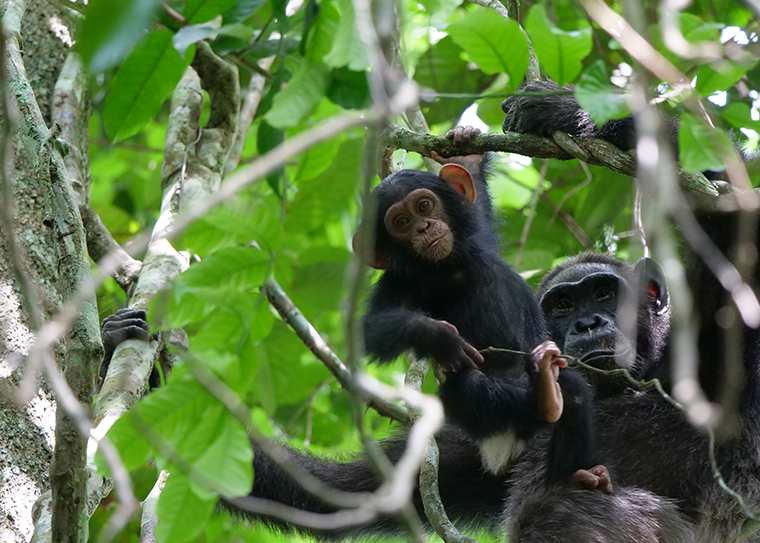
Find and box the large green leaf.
[156,472,216,543]
[721,101,760,133]
[103,30,189,142]
[285,138,362,232]
[414,37,491,125]
[679,113,734,173]
[264,60,331,129]
[323,0,369,71]
[695,60,757,97]
[77,0,161,72]
[575,61,631,126]
[175,246,270,295]
[184,0,237,24]
[524,5,592,85]
[446,8,528,87]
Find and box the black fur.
[502,80,648,152]
[502,80,758,179]
[363,165,599,481]
[222,427,508,538]
[504,207,760,542]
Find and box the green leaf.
[295,138,341,181]
[324,0,369,71]
[78,0,161,72]
[327,67,371,110]
[575,61,631,126]
[300,0,322,55]
[184,0,237,24]
[678,113,734,173]
[223,0,267,23]
[255,322,330,410]
[695,60,757,97]
[103,30,189,142]
[190,413,254,496]
[447,9,528,87]
[176,246,270,294]
[173,24,219,56]
[285,138,362,232]
[524,5,592,85]
[306,0,340,59]
[96,415,153,473]
[156,472,216,543]
[415,37,491,125]
[418,0,464,23]
[264,60,331,129]
[720,101,760,133]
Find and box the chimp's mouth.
[429,235,444,248]
[580,351,616,364]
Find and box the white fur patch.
[478,430,526,474]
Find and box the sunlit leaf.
[447,9,528,87]
[524,5,592,85]
[679,113,734,173]
[264,60,331,129]
[324,0,369,71]
[103,30,189,142]
[78,0,161,72]
[575,61,631,126]
[695,60,757,97]
[721,102,760,133]
[156,472,216,543]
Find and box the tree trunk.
[0,1,76,541]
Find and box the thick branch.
[93,46,239,432]
[380,125,720,196]
[262,279,410,423]
[79,206,142,292]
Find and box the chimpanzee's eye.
[418,199,431,213]
[594,287,615,302]
[395,216,410,228]
[551,299,573,317]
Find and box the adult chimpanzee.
[357,134,607,487]
[498,83,760,542]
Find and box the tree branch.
[405,358,478,543]
[379,125,721,196]
[261,278,410,423]
[90,44,240,540]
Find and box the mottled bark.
[0,1,84,542]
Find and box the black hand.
[100,308,149,378]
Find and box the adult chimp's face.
[538,256,670,385]
[540,262,636,371]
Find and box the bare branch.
[262,278,409,422]
[139,470,169,543]
[405,358,478,543]
[80,206,142,292]
[380,125,721,196]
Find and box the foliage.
[80,0,760,541]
